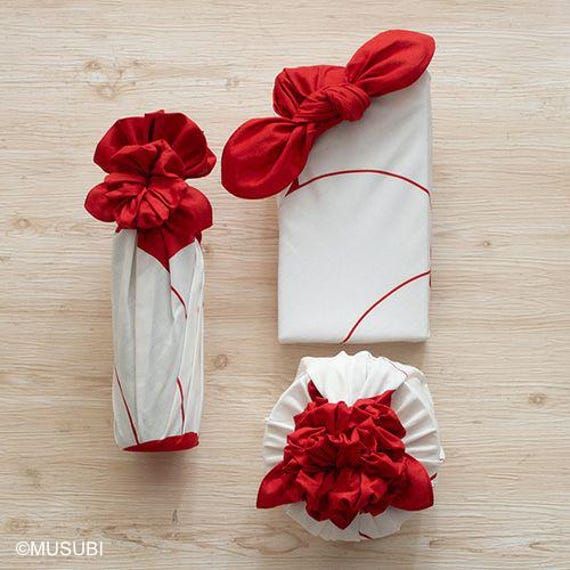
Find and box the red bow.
[222,30,435,200]
[257,381,433,529]
[85,111,216,269]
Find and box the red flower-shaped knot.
[85,110,215,231]
[85,111,216,268]
[257,381,433,529]
[90,140,187,230]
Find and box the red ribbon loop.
[222,30,435,200]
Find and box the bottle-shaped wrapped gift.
[222,30,435,343]
[85,111,215,451]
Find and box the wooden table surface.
[1,1,569,568]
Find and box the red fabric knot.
[222,30,435,199]
[85,110,216,269]
[293,83,370,123]
[98,139,189,230]
[257,381,434,530]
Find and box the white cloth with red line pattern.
[277,73,433,343]
[112,232,204,451]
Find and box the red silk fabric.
[222,30,435,199]
[257,381,433,529]
[85,110,216,269]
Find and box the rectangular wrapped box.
[278,73,432,343]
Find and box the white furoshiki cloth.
[112,233,204,451]
[261,351,444,541]
[278,73,432,344]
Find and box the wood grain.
[1,1,569,568]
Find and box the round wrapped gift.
[259,351,444,541]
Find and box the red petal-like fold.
[136,185,213,270]
[307,380,324,401]
[257,463,304,509]
[346,29,435,97]
[221,117,318,199]
[93,115,151,172]
[151,112,216,178]
[93,111,216,178]
[391,454,434,511]
[84,183,116,223]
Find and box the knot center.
[295,82,370,123]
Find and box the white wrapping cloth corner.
[261,351,444,541]
[112,232,204,451]
[278,73,433,343]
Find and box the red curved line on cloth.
[287,169,431,197]
[114,367,140,446]
[170,285,188,319]
[342,270,431,343]
[176,377,186,434]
